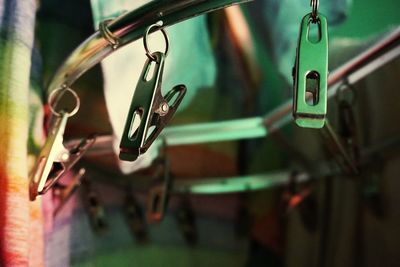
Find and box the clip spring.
[119,22,186,161]
[293,0,328,129]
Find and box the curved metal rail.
[47,0,251,92]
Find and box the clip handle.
[120,52,166,161]
[293,13,328,128]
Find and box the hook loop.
[143,21,169,61]
[99,19,121,50]
[48,85,80,117]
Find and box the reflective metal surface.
[47,0,252,93]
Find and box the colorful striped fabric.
[0,1,44,266]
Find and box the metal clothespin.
[81,176,109,233]
[176,198,197,246]
[293,0,329,128]
[119,22,186,161]
[282,172,313,213]
[336,82,360,165]
[53,168,86,217]
[321,120,359,175]
[146,141,171,223]
[29,86,95,201]
[281,172,318,232]
[124,191,148,243]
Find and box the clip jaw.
[29,112,96,201]
[293,13,328,129]
[119,51,186,161]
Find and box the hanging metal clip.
[176,198,197,246]
[119,22,186,161]
[321,120,359,175]
[81,175,109,233]
[124,191,148,243]
[293,0,328,128]
[53,168,86,216]
[29,87,95,201]
[146,155,171,223]
[336,82,360,164]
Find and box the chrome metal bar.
[78,131,400,194]
[172,171,310,194]
[47,0,252,92]
[85,166,311,194]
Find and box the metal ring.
[99,20,120,50]
[143,21,169,60]
[310,0,319,21]
[48,86,80,117]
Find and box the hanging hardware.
[146,145,171,223]
[176,198,197,246]
[81,175,109,233]
[29,86,95,201]
[99,19,121,50]
[293,0,328,128]
[320,120,359,175]
[53,168,86,217]
[64,29,400,152]
[124,192,148,243]
[280,172,318,232]
[119,21,186,161]
[319,82,359,175]
[47,0,251,100]
[310,0,319,21]
[336,82,360,164]
[281,172,313,213]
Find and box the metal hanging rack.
[47,0,252,93]
[44,1,400,200]
[64,27,400,154]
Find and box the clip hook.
[119,23,186,161]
